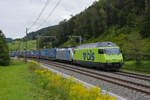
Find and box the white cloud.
[0,0,98,39]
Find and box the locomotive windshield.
[104,48,121,55]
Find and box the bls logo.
[83,50,95,61]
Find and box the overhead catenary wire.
[28,0,50,31]
[15,37,23,56]
[36,0,62,30]
[25,0,50,55]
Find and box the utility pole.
[36,35,56,58]
[37,35,40,59]
[69,35,82,46]
[37,35,56,50]
[25,28,28,63]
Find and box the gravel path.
[40,62,150,100]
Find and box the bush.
[28,60,41,71]
[0,30,10,66]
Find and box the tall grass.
[0,60,43,100]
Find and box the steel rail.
[119,71,150,79]
[36,59,150,95]
[45,60,150,89]
[114,72,150,82]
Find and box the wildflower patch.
[30,61,117,100]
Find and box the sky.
[0,0,98,39]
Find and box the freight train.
[10,42,123,71]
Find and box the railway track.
[114,71,150,82]
[34,59,150,95]
[35,58,150,82]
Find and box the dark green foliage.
[125,33,149,64]
[0,30,10,66]
[22,0,150,61]
[25,0,148,47]
[141,6,150,37]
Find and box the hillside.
[8,40,36,51]
[23,0,150,61]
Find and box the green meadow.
[0,60,42,100]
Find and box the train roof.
[56,47,74,51]
[76,42,118,49]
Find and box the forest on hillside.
[25,0,150,61]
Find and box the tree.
[145,0,150,11]
[0,30,10,66]
[20,0,148,48]
[125,33,148,64]
[141,6,150,37]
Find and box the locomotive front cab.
[104,48,123,62]
[99,47,123,69]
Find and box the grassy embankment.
[0,60,116,100]
[8,40,36,51]
[0,60,42,100]
[121,61,150,75]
